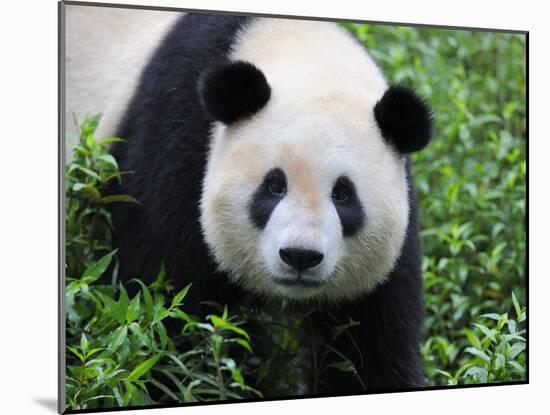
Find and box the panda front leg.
[315,216,425,393]
[315,266,425,393]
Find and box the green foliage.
[433,293,526,384]
[65,116,258,411]
[343,24,526,385]
[65,114,136,277]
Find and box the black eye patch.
[332,176,365,237]
[249,168,287,229]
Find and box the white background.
[0,0,545,414]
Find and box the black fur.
[249,168,287,229]
[109,13,426,396]
[374,85,433,153]
[198,61,271,124]
[331,176,365,237]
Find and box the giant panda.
[73,9,433,395]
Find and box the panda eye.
[332,186,351,202]
[332,176,356,203]
[268,180,286,196]
[263,168,287,197]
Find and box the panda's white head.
[198,20,432,302]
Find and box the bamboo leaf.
[127,354,161,381]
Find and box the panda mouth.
[272,275,325,288]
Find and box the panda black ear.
[374,85,433,154]
[198,60,271,125]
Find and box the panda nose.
[279,248,324,271]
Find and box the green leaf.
[108,325,128,351]
[210,334,223,361]
[68,346,85,363]
[96,290,124,325]
[160,323,171,350]
[153,307,170,324]
[80,113,102,139]
[326,360,356,373]
[433,369,453,379]
[465,347,491,363]
[128,322,151,349]
[118,283,130,321]
[85,348,106,360]
[80,333,89,355]
[148,377,181,402]
[235,338,253,353]
[101,171,131,184]
[127,354,161,381]
[508,342,526,360]
[171,284,191,308]
[497,313,509,331]
[507,360,526,374]
[126,293,140,324]
[83,185,102,201]
[123,381,138,407]
[72,182,102,201]
[152,263,166,287]
[480,313,501,321]
[166,354,191,376]
[507,319,517,335]
[98,154,118,169]
[463,366,488,383]
[494,353,506,370]
[209,315,250,341]
[97,136,125,146]
[72,182,87,192]
[512,291,523,321]
[472,323,497,341]
[81,250,117,283]
[131,279,154,320]
[112,385,123,407]
[184,379,202,402]
[73,145,90,156]
[454,362,476,379]
[464,328,481,348]
[157,369,187,399]
[172,308,195,325]
[74,165,101,181]
[332,319,361,340]
[100,194,140,204]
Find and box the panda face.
[251,165,363,298]
[200,101,410,302]
[199,18,431,302]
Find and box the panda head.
[198,60,432,302]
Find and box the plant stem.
[215,358,227,400]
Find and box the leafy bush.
[65,114,135,278]
[65,116,258,411]
[425,292,526,385]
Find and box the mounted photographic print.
[59,1,528,413]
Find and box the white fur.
[201,18,410,302]
[65,6,180,155]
